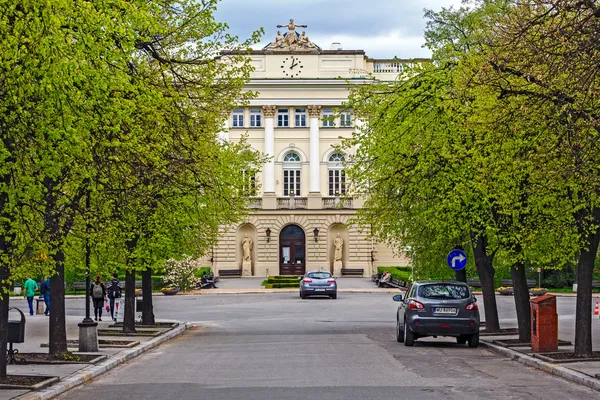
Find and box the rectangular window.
[295,108,307,127]
[340,112,352,127]
[322,108,335,127]
[250,108,262,127]
[283,169,301,196]
[232,108,244,127]
[328,170,346,196]
[278,109,289,127]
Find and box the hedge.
[377,267,412,283]
[263,283,301,289]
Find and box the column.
[308,106,321,193]
[218,111,229,142]
[262,106,276,193]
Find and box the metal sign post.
[447,249,468,283]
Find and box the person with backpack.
[39,275,51,316]
[90,274,106,321]
[107,272,121,321]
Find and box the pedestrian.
[40,275,51,316]
[107,272,122,321]
[90,274,106,321]
[23,275,38,316]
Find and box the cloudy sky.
[214,0,464,58]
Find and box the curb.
[480,340,600,392]
[16,322,191,400]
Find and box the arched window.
[283,152,301,196]
[328,153,346,196]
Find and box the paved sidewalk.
[0,312,188,400]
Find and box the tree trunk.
[0,266,9,379]
[141,268,155,325]
[574,221,600,357]
[511,259,531,343]
[471,232,500,332]
[123,270,136,333]
[49,250,68,358]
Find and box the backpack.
[92,284,103,299]
[108,281,121,299]
[39,280,47,294]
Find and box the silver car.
[300,271,337,299]
[393,281,480,347]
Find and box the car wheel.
[404,322,414,346]
[331,293,337,299]
[396,319,404,343]
[301,292,307,299]
[468,334,479,348]
[457,335,467,345]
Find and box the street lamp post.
[78,191,98,352]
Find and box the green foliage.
[262,282,300,289]
[193,267,213,278]
[262,276,301,287]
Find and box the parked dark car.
[300,271,337,299]
[393,281,480,347]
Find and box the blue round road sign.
[447,249,467,271]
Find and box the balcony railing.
[322,197,353,209]
[373,62,404,74]
[277,197,307,209]
[248,197,262,210]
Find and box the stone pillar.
[530,294,558,352]
[263,106,276,194]
[308,106,321,193]
[218,112,229,142]
[307,106,322,210]
[78,322,99,352]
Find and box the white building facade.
[212,21,415,277]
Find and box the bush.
[163,256,203,292]
[193,267,212,278]
[262,282,300,289]
[262,276,301,287]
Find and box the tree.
[473,0,600,356]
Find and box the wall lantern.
[313,227,320,243]
[265,228,271,242]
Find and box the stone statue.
[272,30,285,48]
[242,233,253,262]
[277,18,307,47]
[334,234,344,262]
[298,31,315,48]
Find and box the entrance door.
[279,225,305,275]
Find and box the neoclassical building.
[212,20,414,277]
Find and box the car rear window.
[418,284,469,299]
[307,272,332,279]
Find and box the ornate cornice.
[307,105,322,117]
[262,106,276,117]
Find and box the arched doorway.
[279,225,305,275]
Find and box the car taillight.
[409,300,424,310]
[466,302,478,311]
[327,279,336,282]
[303,279,312,283]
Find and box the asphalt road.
[58,293,598,400]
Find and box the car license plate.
[434,307,456,314]
[315,289,326,291]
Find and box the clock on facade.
[280,56,303,78]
